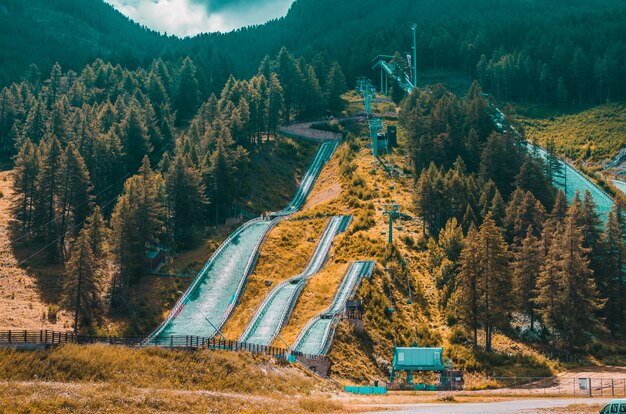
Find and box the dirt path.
[357,398,604,414]
[0,170,70,330]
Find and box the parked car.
[600,399,626,413]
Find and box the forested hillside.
[0,0,180,86]
[400,83,626,360]
[2,0,626,108]
[5,45,347,332]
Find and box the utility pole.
[411,24,418,88]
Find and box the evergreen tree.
[266,73,284,137]
[599,206,625,334]
[535,214,603,359]
[324,61,347,115]
[513,226,543,331]
[33,136,62,261]
[207,139,236,225]
[276,48,302,122]
[301,64,324,118]
[477,213,512,351]
[109,157,163,301]
[57,143,93,259]
[175,57,200,125]
[12,140,39,235]
[119,103,152,173]
[456,226,481,348]
[165,154,208,249]
[63,226,100,333]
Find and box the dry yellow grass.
[277,261,350,346]
[222,218,327,338]
[0,344,351,414]
[0,170,72,330]
[302,151,344,212]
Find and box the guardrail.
[0,330,328,361]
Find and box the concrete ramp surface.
[239,215,352,346]
[293,261,375,356]
[149,141,338,340]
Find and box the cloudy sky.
[105,0,294,37]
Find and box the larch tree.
[175,57,200,125]
[324,61,347,115]
[12,140,39,235]
[57,143,93,259]
[119,103,152,174]
[165,154,208,249]
[266,73,284,137]
[33,136,63,261]
[599,204,625,335]
[513,226,543,331]
[477,213,512,352]
[455,226,482,348]
[63,226,100,334]
[535,214,603,360]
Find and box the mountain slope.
[0,0,177,85]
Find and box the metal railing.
[0,330,328,361]
[464,376,626,397]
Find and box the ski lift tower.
[411,24,418,86]
[356,77,376,116]
[369,117,383,157]
[383,203,400,245]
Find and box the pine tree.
[175,57,199,125]
[462,204,478,234]
[513,226,543,331]
[577,190,604,275]
[301,65,324,118]
[456,226,481,348]
[207,139,236,225]
[57,143,93,259]
[550,190,568,222]
[12,140,39,235]
[515,157,554,209]
[487,190,505,228]
[478,213,512,351]
[63,226,100,333]
[109,157,163,301]
[535,214,603,359]
[276,48,302,122]
[165,154,207,249]
[266,73,284,137]
[512,191,546,244]
[33,137,62,261]
[599,206,625,334]
[119,103,152,173]
[324,61,347,115]
[86,206,107,261]
[22,99,47,144]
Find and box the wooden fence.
[0,330,328,362]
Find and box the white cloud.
[105,0,293,37]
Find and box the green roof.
[392,347,446,371]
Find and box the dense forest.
[1,0,624,357]
[401,83,625,359]
[2,0,626,107]
[8,48,347,330]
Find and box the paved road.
[362,398,602,413]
